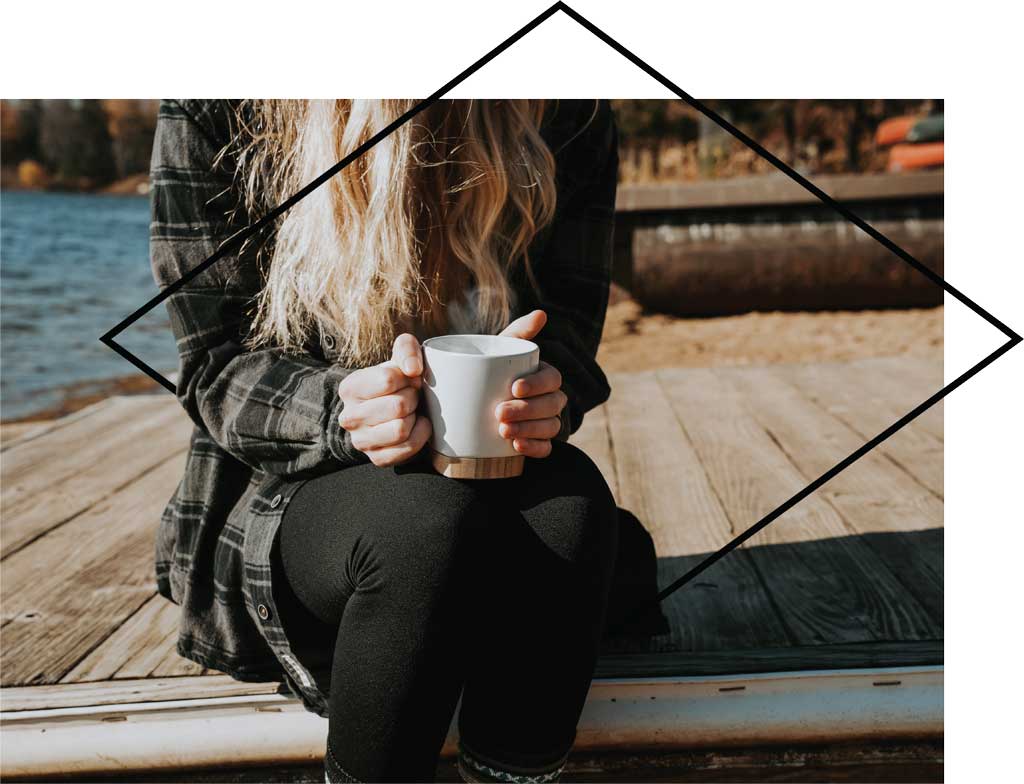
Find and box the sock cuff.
[456,740,566,783]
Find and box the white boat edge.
[0,665,943,778]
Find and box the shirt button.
[270,494,282,508]
[257,603,270,621]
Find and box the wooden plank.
[615,170,944,212]
[785,360,943,498]
[150,647,209,678]
[569,403,619,502]
[1,454,187,686]
[0,398,115,453]
[859,356,944,442]
[61,594,182,682]
[0,422,46,447]
[658,367,940,644]
[604,372,790,652]
[0,675,279,712]
[718,365,943,624]
[595,639,943,678]
[1,396,192,556]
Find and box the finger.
[512,437,552,459]
[499,417,561,441]
[391,333,423,378]
[498,309,547,340]
[511,362,562,398]
[495,391,567,423]
[350,412,417,451]
[365,416,432,467]
[341,363,415,401]
[338,386,418,430]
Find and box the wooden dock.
[0,356,943,780]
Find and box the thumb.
[390,333,423,377]
[499,309,547,340]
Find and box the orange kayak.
[888,142,944,171]
[876,116,918,146]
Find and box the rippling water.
[1,191,179,420]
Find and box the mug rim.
[422,334,538,359]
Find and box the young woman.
[151,98,620,783]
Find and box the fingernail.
[513,381,527,397]
[403,359,418,375]
[500,423,514,438]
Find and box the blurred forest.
[0,98,940,192]
[1,99,159,192]
[611,98,942,182]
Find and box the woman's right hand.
[336,334,432,467]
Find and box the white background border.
[4,1,1022,779]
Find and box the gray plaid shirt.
[152,98,619,715]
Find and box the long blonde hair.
[229,99,559,366]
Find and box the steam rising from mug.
[444,284,520,336]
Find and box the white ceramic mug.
[421,334,540,460]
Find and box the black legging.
[274,440,619,783]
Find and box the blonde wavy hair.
[229,99,560,367]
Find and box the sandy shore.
[3,295,942,427]
[598,291,943,373]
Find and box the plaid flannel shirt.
[152,98,619,715]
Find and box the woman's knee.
[339,466,490,594]
[542,441,614,501]
[529,441,617,516]
[281,463,489,601]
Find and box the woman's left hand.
[494,310,566,459]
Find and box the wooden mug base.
[430,449,525,479]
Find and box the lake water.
[1,191,179,420]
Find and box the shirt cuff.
[324,366,370,466]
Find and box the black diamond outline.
[100,2,1021,627]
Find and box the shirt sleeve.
[150,99,368,477]
[519,99,619,440]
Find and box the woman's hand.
[337,334,432,467]
[494,310,567,459]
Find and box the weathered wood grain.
[859,356,944,442]
[1,675,278,712]
[1,396,191,556]
[658,367,940,644]
[0,422,45,448]
[1,361,947,697]
[784,361,943,498]
[718,365,943,624]
[149,646,209,678]
[61,594,184,682]
[0,398,114,453]
[594,639,943,679]
[1,454,187,686]
[605,372,790,652]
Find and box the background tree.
[37,100,116,185]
